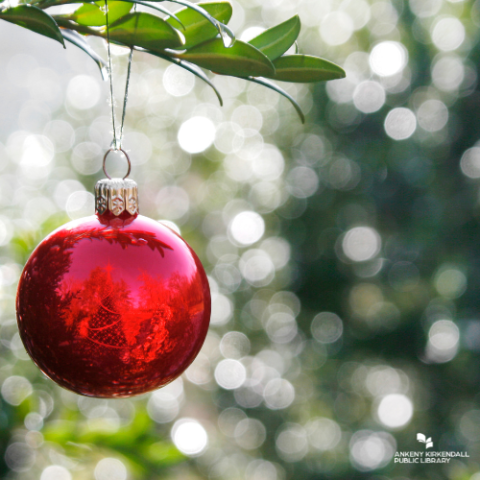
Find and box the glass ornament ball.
[16,179,211,398]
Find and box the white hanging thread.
[104,0,135,150]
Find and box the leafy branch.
[0,0,346,122]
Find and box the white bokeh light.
[94,458,127,480]
[349,430,396,471]
[171,418,208,456]
[460,147,480,179]
[384,108,417,140]
[432,55,465,91]
[67,75,100,110]
[40,465,72,480]
[276,424,308,462]
[426,319,460,363]
[210,292,234,326]
[178,116,216,154]
[431,17,465,51]
[311,312,343,343]
[1,376,33,406]
[239,249,275,285]
[369,41,408,77]
[66,191,95,220]
[353,81,386,113]
[264,378,295,410]
[229,211,265,246]
[163,64,195,97]
[342,227,381,262]
[306,417,342,451]
[434,265,467,298]
[320,11,354,46]
[214,359,247,389]
[377,394,413,428]
[416,99,448,132]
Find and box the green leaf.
[248,15,300,61]
[107,12,183,51]
[166,0,235,48]
[71,1,133,27]
[0,5,65,47]
[108,0,184,26]
[166,1,232,49]
[178,38,274,78]
[246,76,305,123]
[62,29,107,78]
[269,54,346,82]
[146,49,223,105]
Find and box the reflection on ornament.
[16,176,211,398]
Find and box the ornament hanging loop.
[103,147,132,180]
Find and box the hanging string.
[119,45,134,145]
[104,0,135,150]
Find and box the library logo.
[417,433,433,449]
[394,434,469,464]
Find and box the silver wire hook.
[103,148,132,180]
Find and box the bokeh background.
[1,0,480,478]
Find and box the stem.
[54,16,105,37]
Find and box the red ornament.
[16,170,211,398]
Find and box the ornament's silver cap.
[95,178,138,216]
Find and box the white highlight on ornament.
[163,65,195,97]
[384,108,417,140]
[377,394,413,428]
[214,359,246,389]
[40,465,72,480]
[369,41,408,77]
[94,458,127,480]
[171,418,208,456]
[229,211,265,246]
[178,116,216,154]
[342,227,381,262]
[159,220,181,235]
[353,81,386,113]
[431,17,465,51]
[67,75,100,110]
[460,147,480,179]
